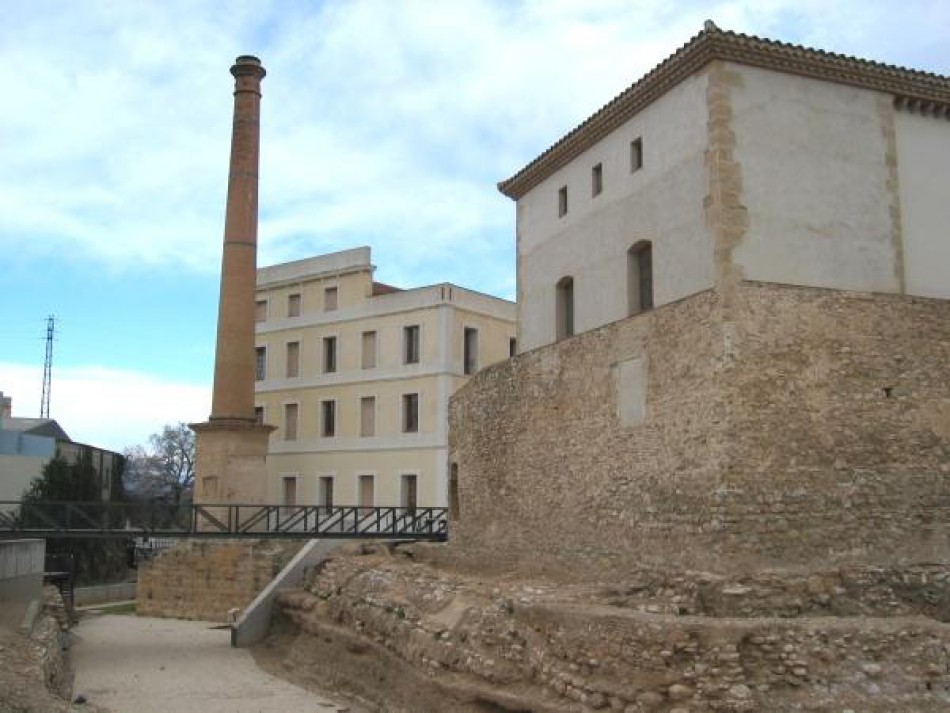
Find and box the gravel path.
[72,613,353,713]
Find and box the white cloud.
[0,361,209,453]
[1,0,948,290]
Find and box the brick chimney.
[191,56,275,506]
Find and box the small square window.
[558,186,568,217]
[631,138,643,172]
[591,163,603,197]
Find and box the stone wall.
[137,539,300,622]
[448,282,950,578]
[270,546,950,712]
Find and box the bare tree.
[124,422,195,506]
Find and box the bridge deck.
[0,501,448,541]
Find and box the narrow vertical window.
[556,276,574,341]
[558,186,568,217]
[282,476,297,506]
[360,396,376,437]
[284,403,298,441]
[463,327,478,375]
[286,341,300,378]
[324,286,338,311]
[509,337,517,358]
[287,293,301,318]
[402,393,419,433]
[627,241,654,315]
[321,400,336,437]
[591,163,603,197]
[323,336,337,373]
[254,406,264,425]
[255,300,267,323]
[404,325,420,364]
[319,476,334,508]
[359,474,375,515]
[630,137,643,172]
[255,346,266,381]
[361,330,377,369]
[401,474,418,512]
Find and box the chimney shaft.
[209,55,266,421]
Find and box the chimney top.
[231,55,266,80]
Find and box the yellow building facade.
[255,247,515,509]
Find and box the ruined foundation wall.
[137,539,300,622]
[448,284,950,578]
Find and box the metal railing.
[0,501,448,541]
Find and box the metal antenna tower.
[40,315,55,418]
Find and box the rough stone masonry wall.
[270,547,950,713]
[137,539,300,622]
[448,284,950,578]
[712,282,950,568]
[449,289,728,579]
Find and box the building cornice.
[498,24,950,200]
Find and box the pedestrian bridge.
[0,500,448,541]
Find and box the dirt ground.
[71,613,365,713]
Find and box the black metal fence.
[0,500,448,541]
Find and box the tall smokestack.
[192,56,274,506]
[211,55,266,421]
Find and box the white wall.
[731,66,898,293]
[895,110,950,299]
[517,72,714,352]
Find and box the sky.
[1,0,948,453]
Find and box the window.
[254,406,264,425]
[556,276,574,341]
[284,403,298,441]
[631,137,643,172]
[324,286,338,311]
[255,300,267,323]
[255,347,266,381]
[463,327,478,375]
[323,336,337,373]
[558,186,568,217]
[592,163,603,197]
[360,396,376,437]
[286,341,300,378]
[509,337,517,358]
[321,400,336,437]
[361,331,377,369]
[401,474,418,512]
[282,476,297,506]
[404,325,420,364]
[402,393,419,433]
[287,293,301,318]
[359,474,375,514]
[318,476,334,508]
[628,241,654,315]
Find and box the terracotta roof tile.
[498,24,950,200]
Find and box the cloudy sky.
[2,0,948,452]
